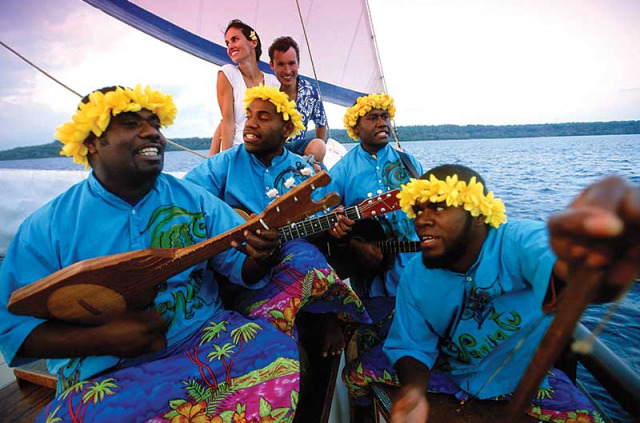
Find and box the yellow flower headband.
[243,84,305,138]
[343,93,396,140]
[55,85,177,168]
[398,174,507,228]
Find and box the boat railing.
[568,322,640,418]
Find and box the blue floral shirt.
[290,77,327,143]
[328,144,422,298]
[384,219,556,399]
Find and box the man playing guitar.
[327,93,423,422]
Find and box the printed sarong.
[37,311,300,423]
[230,239,371,338]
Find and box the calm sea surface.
[1,134,638,421]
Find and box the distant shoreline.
[1,120,639,161]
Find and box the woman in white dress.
[209,20,280,156]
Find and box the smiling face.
[225,27,256,63]
[270,47,299,90]
[86,109,165,197]
[243,99,293,165]
[413,201,486,273]
[354,108,391,154]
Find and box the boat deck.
[371,383,537,423]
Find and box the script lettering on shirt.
[452,309,523,363]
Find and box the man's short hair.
[268,36,300,62]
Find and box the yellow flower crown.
[243,84,305,139]
[343,93,396,140]
[55,85,177,168]
[398,174,507,228]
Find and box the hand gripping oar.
[8,171,339,325]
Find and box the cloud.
[0,0,222,149]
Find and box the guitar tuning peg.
[367,192,373,198]
[377,189,383,195]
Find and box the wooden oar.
[8,171,339,325]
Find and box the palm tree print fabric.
[38,312,300,423]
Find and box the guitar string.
[278,191,400,242]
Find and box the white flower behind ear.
[300,167,312,176]
[284,177,296,188]
[266,188,279,198]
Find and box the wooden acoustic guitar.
[8,172,339,325]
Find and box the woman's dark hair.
[225,19,262,61]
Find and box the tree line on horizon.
[1,120,639,161]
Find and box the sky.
[0,0,639,150]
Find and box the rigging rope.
[1,40,82,98]
[294,0,333,139]
[362,1,403,151]
[294,0,401,150]
[0,39,207,159]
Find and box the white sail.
[83,0,386,106]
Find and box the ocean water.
[1,134,638,421]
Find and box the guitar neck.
[278,205,361,243]
[370,240,421,254]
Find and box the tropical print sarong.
[342,297,396,406]
[230,239,371,338]
[37,311,300,423]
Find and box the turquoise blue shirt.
[184,145,321,215]
[384,219,556,399]
[0,173,255,387]
[328,143,422,297]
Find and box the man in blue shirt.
[269,36,327,169]
[0,86,301,422]
[326,93,423,417]
[185,85,368,358]
[385,164,637,423]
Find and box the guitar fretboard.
[370,240,421,254]
[279,205,361,242]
